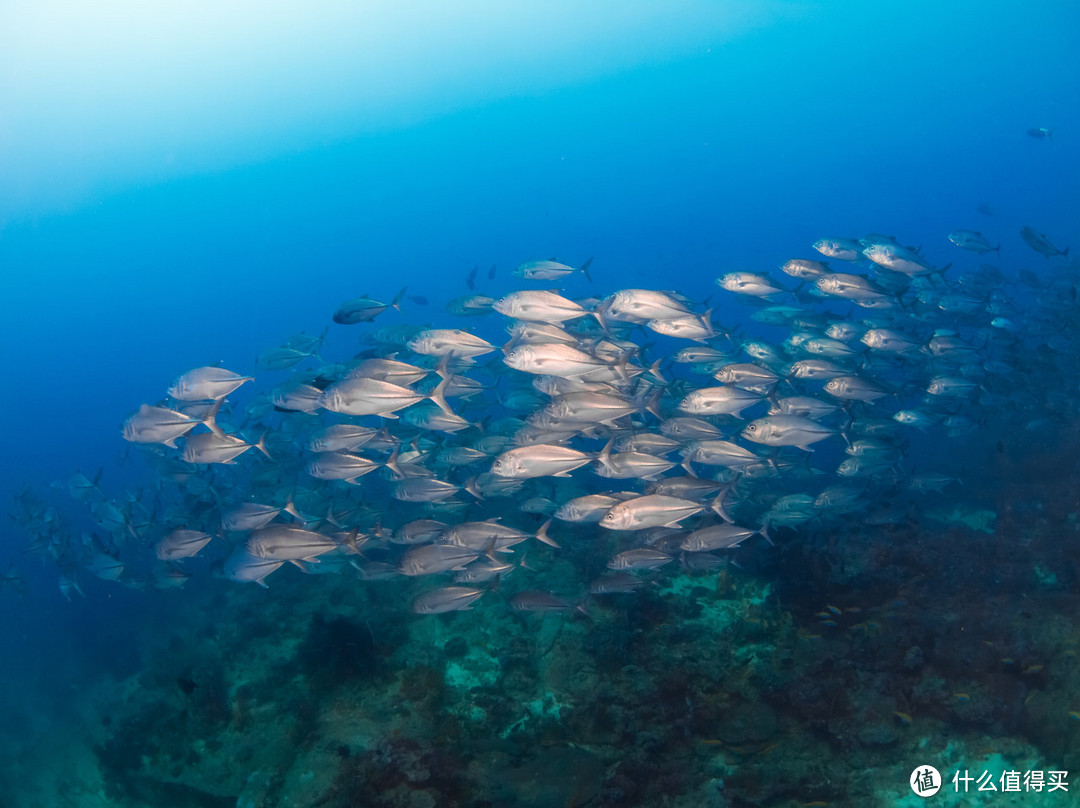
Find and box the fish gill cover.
[1,2,1079,807]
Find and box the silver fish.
[491,445,593,479]
[399,544,479,576]
[741,415,836,449]
[156,529,214,561]
[412,586,485,614]
[513,257,593,281]
[948,230,999,254]
[600,495,703,531]
[169,367,253,401]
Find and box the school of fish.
[11,228,1078,614]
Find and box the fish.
[514,257,593,281]
[780,259,829,280]
[446,295,496,316]
[555,493,633,523]
[605,289,692,322]
[742,415,836,450]
[712,363,779,392]
[27,225,1080,627]
[812,238,863,261]
[509,590,575,612]
[257,346,318,371]
[221,502,296,532]
[246,525,345,562]
[305,424,380,453]
[412,586,485,614]
[1020,226,1069,258]
[491,445,594,479]
[407,329,496,358]
[862,242,944,276]
[156,529,214,561]
[814,274,891,302]
[442,520,533,552]
[594,446,676,481]
[169,367,253,401]
[183,431,269,465]
[678,386,763,417]
[600,495,703,531]
[679,524,756,552]
[1026,127,1052,140]
[333,288,407,324]
[318,376,452,419]
[399,543,479,576]
[644,312,716,342]
[608,548,674,571]
[503,344,611,378]
[823,375,890,403]
[122,403,220,449]
[589,573,646,594]
[392,477,461,503]
[718,272,785,297]
[947,230,999,254]
[681,440,760,472]
[306,451,383,484]
[216,552,285,587]
[493,291,592,323]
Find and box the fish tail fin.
[392,286,408,312]
[254,433,273,461]
[384,446,403,479]
[700,307,717,341]
[710,487,734,523]
[597,438,614,467]
[464,476,484,500]
[759,522,775,545]
[574,596,593,620]
[344,528,361,554]
[647,357,667,385]
[203,399,226,439]
[535,518,560,548]
[429,374,455,418]
[631,386,664,420]
[579,256,594,282]
[592,297,612,335]
[284,496,301,521]
[434,354,452,380]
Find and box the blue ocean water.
[2,2,1079,806]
